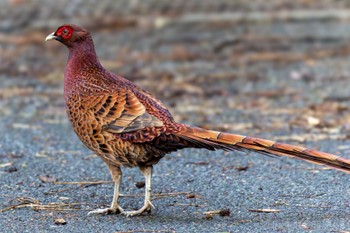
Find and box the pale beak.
[45,32,58,41]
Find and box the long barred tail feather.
[176,125,350,173]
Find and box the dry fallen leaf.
[306,116,320,126]
[54,218,67,225]
[0,162,13,168]
[300,223,312,230]
[235,165,249,171]
[203,208,231,217]
[39,175,56,183]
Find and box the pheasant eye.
[57,26,73,39]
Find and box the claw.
[122,201,154,217]
[87,206,124,216]
[148,200,155,209]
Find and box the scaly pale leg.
[123,165,154,217]
[88,164,124,215]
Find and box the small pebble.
[135,181,145,188]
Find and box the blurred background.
[2,0,350,232]
[1,0,350,136]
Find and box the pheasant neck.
[64,38,104,97]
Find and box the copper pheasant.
[46,24,350,217]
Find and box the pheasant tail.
[176,125,350,173]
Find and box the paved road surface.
[1,1,350,232]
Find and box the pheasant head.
[45,24,104,96]
[45,24,91,48]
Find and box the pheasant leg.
[123,165,154,217]
[88,165,124,215]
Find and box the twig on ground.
[0,197,85,213]
[54,180,113,185]
[248,208,281,213]
[115,230,176,233]
[167,203,206,208]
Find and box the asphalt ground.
[1,1,350,232]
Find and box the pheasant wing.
[91,88,164,135]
